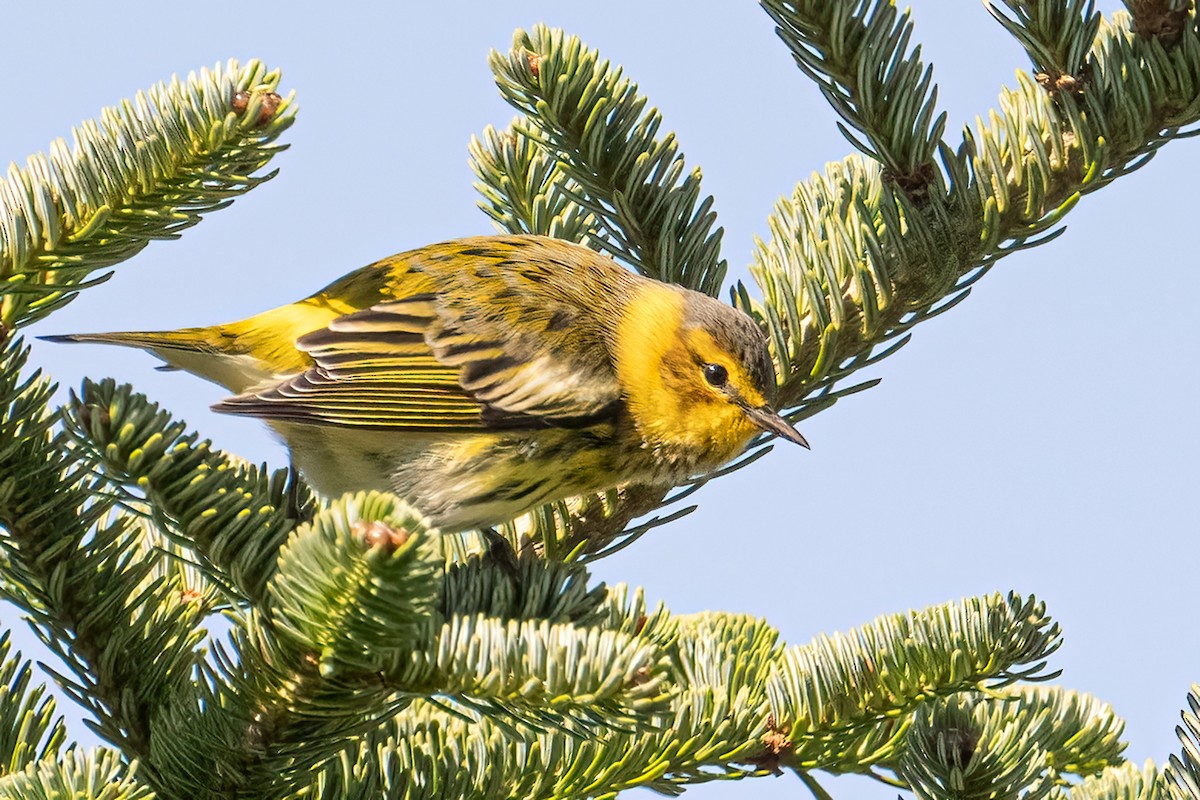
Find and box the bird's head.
[615,283,808,468]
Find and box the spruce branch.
[489,24,726,296]
[130,491,671,798]
[742,2,1200,415]
[267,492,439,676]
[0,748,152,800]
[1166,684,1200,800]
[895,687,1127,799]
[1125,0,1193,45]
[469,122,597,244]
[1086,11,1200,186]
[0,342,205,782]
[135,494,434,798]
[440,551,613,626]
[63,378,316,605]
[309,592,1072,798]
[763,0,949,188]
[900,692,1056,800]
[987,0,1103,86]
[0,62,295,793]
[315,614,782,799]
[1004,686,1126,776]
[0,59,292,331]
[1050,762,1168,799]
[0,631,66,777]
[98,494,428,797]
[503,483,696,564]
[408,614,674,723]
[767,593,1062,765]
[152,606,416,797]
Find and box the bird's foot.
[481,526,521,580]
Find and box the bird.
[45,234,808,531]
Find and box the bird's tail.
[40,328,273,393]
[40,328,218,353]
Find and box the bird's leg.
[283,459,308,522]
[481,526,521,579]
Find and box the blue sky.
[2,3,1197,798]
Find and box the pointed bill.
[745,405,810,449]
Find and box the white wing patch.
[472,352,602,416]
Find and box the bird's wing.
[213,291,623,431]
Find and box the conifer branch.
[0,59,292,331]
[895,687,1127,798]
[469,123,597,244]
[103,491,671,797]
[146,613,413,799]
[1004,686,1127,776]
[1125,0,1192,45]
[0,632,66,777]
[489,25,726,296]
[899,693,1054,799]
[1048,762,1167,799]
[746,3,1200,412]
[1166,684,1200,800]
[987,0,1102,84]
[0,748,152,800]
[315,614,782,798]
[767,593,1062,757]
[0,343,205,785]
[763,0,948,186]
[0,66,295,790]
[406,615,673,722]
[440,552,610,624]
[267,493,440,677]
[505,484,688,563]
[63,379,316,605]
[304,592,1076,798]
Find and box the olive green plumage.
[49,235,807,530]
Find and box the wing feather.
[213,240,629,431]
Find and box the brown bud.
[747,715,794,775]
[355,519,410,552]
[232,90,283,127]
[1055,73,1079,93]
[1035,70,1086,96]
[627,666,652,687]
[525,51,542,78]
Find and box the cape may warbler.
[49,235,807,530]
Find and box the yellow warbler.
[48,235,807,530]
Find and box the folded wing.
[214,292,623,431]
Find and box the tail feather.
[38,329,218,352]
[40,328,272,393]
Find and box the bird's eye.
[702,363,728,387]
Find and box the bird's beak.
[745,404,810,449]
